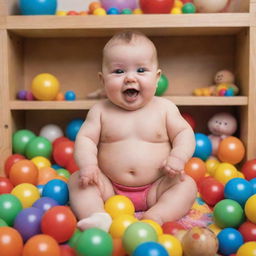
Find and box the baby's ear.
[156,69,162,84]
[98,72,104,87]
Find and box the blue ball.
[193,133,212,160]
[133,241,169,256]
[224,178,253,207]
[36,185,44,196]
[65,90,76,101]
[19,0,57,15]
[51,164,62,170]
[65,118,84,141]
[249,178,256,194]
[42,179,69,205]
[217,228,243,256]
[107,7,120,14]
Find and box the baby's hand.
[79,165,104,194]
[161,155,185,181]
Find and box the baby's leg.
[144,175,197,225]
[68,171,115,231]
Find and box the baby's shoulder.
[152,96,178,110]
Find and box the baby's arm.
[163,101,195,181]
[74,103,103,191]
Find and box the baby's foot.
[77,212,112,232]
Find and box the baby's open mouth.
[123,88,139,102]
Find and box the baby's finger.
[179,170,185,181]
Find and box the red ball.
[53,140,74,167]
[41,206,77,243]
[200,177,224,206]
[0,177,14,194]
[241,159,256,180]
[52,136,69,149]
[162,221,184,235]
[66,156,79,174]
[140,0,174,13]
[4,154,26,177]
[238,221,256,242]
[181,112,196,130]
[59,244,76,256]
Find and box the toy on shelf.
[193,70,239,96]
[19,0,57,15]
[207,112,237,156]
[140,0,174,13]
[193,0,230,13]
[100,0,137,12]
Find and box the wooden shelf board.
[10,96,248,110]
[5,13,250,37]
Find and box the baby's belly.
[98,140,171,186]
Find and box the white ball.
[39,124,64,142]
[193,0,229,13]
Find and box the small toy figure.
[193,70,239,96]
[207,112,237,156]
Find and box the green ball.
[75,228,113,256]
[25,136,52,159]
[155,74,169,96]
[121,8,132,14]
[122,222,158,254]
[213,199,245,228]
[182,3,196,14]
[0,218,8,227]
[57,168,71,179]
[12,129,36,155]
[0,194,22,226]
[68,229,82,248]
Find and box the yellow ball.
[237,171,245,179]
[174,0,183,8]
[11,183,40,208]
[133,8,143,14]
[56,10,67,16]
[93,7,106,15]
[104,195,135,219]
[31,156,51,170]
[109,214,138,238]
[237,242,256,256]
[171,7,182,14]
[206,158,220,176]
[158,234,183,256]
[141,219,163,236]
[208,223,222,235]
[31,73,60,100]
[245,195,256,223]
[214,162,238,184]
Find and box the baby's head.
[99,31,161,111]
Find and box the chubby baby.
[68,31,197,231]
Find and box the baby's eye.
[113,69,124,74]
[137,67,146,73]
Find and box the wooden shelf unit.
[0,0,255,172]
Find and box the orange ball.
[0,226,23,256]
[9,159,38,186]
[184,157,207,183]
[37,167,57,185]
[22,234,60,256]
[217,136,245,164]
[89,1,102,13]
[55,92,64,101]
[112,238,127,256]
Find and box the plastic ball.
[213,199,245,228]
[107,7,120,14]
[170,7,182,14]
[205,158,220,176]
[25,136,52,159]
[57,168,70,179]
[101,0,137,11]
[193,133,212,161]
[184,157,207,183]
[155,74,169,96]
[65,90,76,101]
[133,241,169,256]
[208,223,222,236]
[140,0,174,13]
[193,0,229,13]
[37,166,57,185]
[182,2,196,13]
[241,159,256,180]
[53,140,74,167]
[41,206,77,243]
[75,228,113,256]
[141,219,163,237]
[0,226,23,256]
[14,207,44,241]
[22,234,60,256]
[67,228,82,248]
[12,129,36,155]
[31,73,60,100]
[217,228,244,256]
[181,112,196,130]
[11,183,40,208]
[109,214,138,238]
[31,156,51,170]
[121,8,132,14]
[26,91,35,100]
[123,222,158,254]
[133,8,143,14]
[56,10,67,16]
[17,89,27,100]
[4,154,26,177]
[33,196,58,212]
[158,234,183,256]
[39,124,63,142]
[19,0,57,15]
[55,91,65,100]
[214,162,238,184]
[236,241,256,256]
[0,177,14,194]
[112,238,126,256]
[249,178,256,193]
[89,1,102,13]
[93,7,107,15]
[66,156,79,174]
[105,195,135,219]
[42,179,69,205]
[217,136,245,164]
[60,244,76,256]
[238,221,256,242]
[161,221,184,235]
[224,178,253,207]
[0,219,8,227]
[245,194,256,223]
[65,119,83,141]
[0,194,22,226]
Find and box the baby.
[68,31,197,231]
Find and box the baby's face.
[99,38,161,111]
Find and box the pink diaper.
[112,182,151,211]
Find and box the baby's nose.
[124,73,137,83]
